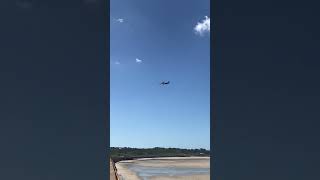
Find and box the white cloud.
[194,16,210,36]
[115,61,121,65]
[135,58,142,63]
[116,18,124,23]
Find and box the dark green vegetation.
[110,147,210,163]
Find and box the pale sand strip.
[121,157,209,162]
[120,157,210,169]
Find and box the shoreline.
[116,162,140,180]
[113,155,210,163]
[115,156,210,180]
[126,156,210,161]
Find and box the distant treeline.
[110,147,210,163]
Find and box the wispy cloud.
[194,16,210,36]
[135,58,143,63]
[115,61,121,65]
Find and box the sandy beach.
[115,157,210,180]
[116,162,141,180]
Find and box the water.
[127,165,209,179]
[118,158,210,180]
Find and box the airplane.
[160,81,170,85]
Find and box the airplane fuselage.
[160,81,170,85]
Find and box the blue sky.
[110,0,210,150]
